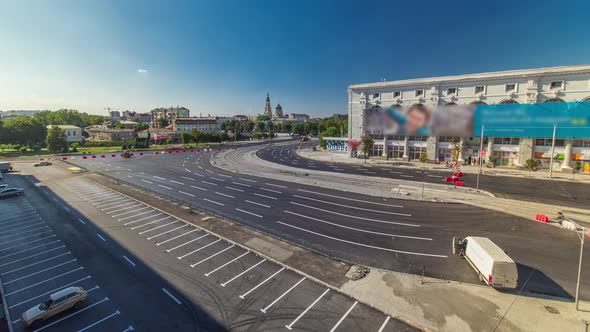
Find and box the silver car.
[22,287,88,328]
[0,188,24,199]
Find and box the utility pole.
[234,122,239,149]
[476,125,484,190]
[549,124,557,179]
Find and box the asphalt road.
[256,142,590,208]
[0,172,198,331]
[63,147,589,301]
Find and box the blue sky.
[1,0,589,117]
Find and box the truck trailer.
[0,161,12,173]
[456,236,518,289]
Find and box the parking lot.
[0,195,130,332]
[56,176,417,331]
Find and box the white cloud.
[137,69,148,73]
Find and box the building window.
[388,146,405,159]
[573,139,590,147]
[446,88,457,96]
[474,85,485,94]
[408,147,426,160]
[388,135,405,140]
[409,136,428,141]
[373,93,380,99]
[535,138,564,146]
[505,84,516,92]
[439,136,460,143]
[393,91,401,98]
[370,144,384,157]
[415,89,424,97]
[550,80,563,89]
[493,137,520,145]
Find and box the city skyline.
[1,0,590,117]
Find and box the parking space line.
[201,180,218,186]
[156,229,198,246]
[190,185,208,191]
[231,181,251,187]
[179,191,195,197]
[238,178,257,183]
[203,198,224,206]
[190,244,234,267]
[239,267,284,299]
[162,288,182,304]
[141,179,154,184]
[264,183,286,189]
[224,186,244,192]
[329,301,358,332]
[209,177,224,182]
[296,189,404,208]
[0,214,41,225]
[0,245,66,268]
[122,213,162,226]
[1,252,71,276]
[285,288,330,330]
[94,198,123,207]
[153,176,166,180]
[0,230,53,246]
[0,240,61,260]
[204,251,249,277]
[113,206,150,218]
[4,259,77,285]
[178,239,221,260]
[253,193,277,200]
[5,267,83,296]
[245,200,271,208]
[97,234,107,242]
[32,297,110,332]
[102,202,137,213]
[377,316,391,332]
[77,310,121,332]
[0,226,51,240]
[217,174,232,178]
[192,173,205,178]
[0,221,45,233]
[123,256,136,267]
[138,220,180,235]
[181,176,196,181]
[235,208,262,218]
[170,180,185,185]
[158,184,172,190]
[293,195,411,217]
[8,278,94,309]
[220,258,266,287]
[131,216,172,230]
[166,234,209,253]
[277,221,448,258]
[77,218,87,225]
[215,192,235,199]
[147,224,189,240]
[258,187,282,194]
[260,276,306,313]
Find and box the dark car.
[0,188,24,199]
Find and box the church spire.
[264,93,273,117]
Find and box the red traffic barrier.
[139,152,143,156]
[62,157,67,160]
[190,149,194,152]
[535,214,549,223]
[197,149,200,152]
[101,155,105,158]
[130,153,134,156]
[456,181,465,187]
[154,151,159,155]
[82,156,87,159]
[458,171,464,177]
[453,172,457,176]
[182,149,186,153]
[110,154,115,157]
[168,150,172,154]
[217,147,221,151]
[91,155,96,159]
[444,177,453,182]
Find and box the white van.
[460,236,518,289]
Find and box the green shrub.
[19,146,27,153]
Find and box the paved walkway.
[210,146,590,332]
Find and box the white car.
[33,161,52,167]
[22,287,88,328]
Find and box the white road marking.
[285,288,330,330]
[0,245,66,268]
[231,181,251,187]
[215,192,235,199]
[203,198,224,206]
[192,172,205,177]
[190,185,207,191]
[204,251,249,277]
[201,180,218,186]
[4,259,77,285]
[153,176,166,180]
[148,224,189,240]
[284,210,429,239]
[296,189,403,208]
[162,288,182,304]
[116,208,152,220]
[254,193,277,200]
[0,230,53,246]
[0,226,50,240]
[0,235,57,253]
[123,213,163,225]
[293,195,411,217]
[390,171,402,174]
[245,200,271,208]
[123,256,136,267]
[97,233,107,242]
[32,297,110,332]
[8,276,92,309]
[178,239,221,260]
[157,230,199,247]
[400,174,414,178]
[209,177,224,182]
[102,202,136,213]
[77,218,87,225]
[220,258,266,287]
[277,221,447,258]
[1,252,71,275]
[224,186,244,192]
[158,184,173,190]
[378,316,391,332]
[329,301,358,332]
[259,187,282,194]
[265,183,287,188]
[0,221,45,234]
[190,244,235,267]
[289,202,419,227]
[239,267,284,299]
[170,180,185,185]
[205,169,214,174]
[428,175,443,178]
[94,198,122,207]
[239,177,257,183]
[181,176,196,181]
[0,240,61,260]
[217,174,232,178]
[130,216,172,230]
[165,233,209,252]
[5,267,83,296]
[139,220,180,235]
[179,191,195,197]
[77,310,121,332]
[235,208,263,218]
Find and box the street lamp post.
[565,217,587,311]
[549,124,557,179]
[476,125,484,190]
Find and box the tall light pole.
[267,120,272,147]
[476,125,484,190]
[571,219,586,311]
[549,124,557,179]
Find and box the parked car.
[33,161,52,167]
[0,187,24,199]
[22,287,88,328]
[0,184,7,190]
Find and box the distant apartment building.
[173,117,221,133]
[0,110,41,119]
[232,115,249,121]
[46,125,84,143]
[287,113,310,122]
[151,106,190,128]
[117,120,139,129]
[87,128,136,141]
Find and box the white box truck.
[459,236,518,289]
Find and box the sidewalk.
[301,149,590,183]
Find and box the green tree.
[133,123,149,131]
[158,117,169,128]
[46,126,68,153]
[418,153,428,165]
[181,132,193,144]
[524,159,539,172]
[2,117,46,146]
[256,114,270,122]
[360,135,374,163]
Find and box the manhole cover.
[544,306,559,314]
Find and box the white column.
[403,136,409,159]
[382,137,388,157]
[458,137,465,163]
[486,137,494,163]
[563,139,573,169]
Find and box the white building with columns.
[347,64,590,172]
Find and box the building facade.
[348,65,590,171]
[46,125,83,143]
[264,94,273,117]
[173,117,221,133]
[151,106,190,128]
[86,128,136,141]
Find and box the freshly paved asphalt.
[65,146,589,301]
[256,142,590,208]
